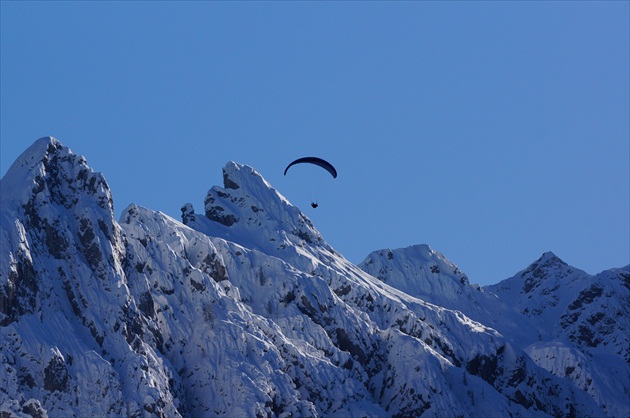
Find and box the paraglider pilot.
[284,157,336,210]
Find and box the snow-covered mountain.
[1,137,626,417]
[359,246,629,417]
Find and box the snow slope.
[1,137,622,417]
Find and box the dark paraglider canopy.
[283,157,337,179]
[284,157,336,209]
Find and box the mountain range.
[1,137,628,417]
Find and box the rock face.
[0,137,625,417]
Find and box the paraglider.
[284,157,336,208]
[283,157,337,179]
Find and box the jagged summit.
[539,250,562,261]
[1,136,124,327]
[528,251,569,271]
[181,161,333,262]
[2,136,59,184]
[491,251,582,300]
[1,136,113,212]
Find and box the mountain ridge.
[1,137,626,417]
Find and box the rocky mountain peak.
[221,161,243,190]
[534,251,568,268]
[514,252,580,300]
[1,137,125,327]
[182,161,332,259]
[2,136,113,213]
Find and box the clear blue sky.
[2,1,628,285]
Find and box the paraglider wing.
[283,157,337,178]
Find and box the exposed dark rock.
[568,284,604,310]
[466,347,502,385]
[201,253,228,282]
[44,219,68,259]
[335,328,367,365]
[205,205,238,227]
[138,291,155,317]
[190,278,206,292]
[180,203,195,225]
[223,169,240,190]
[43,355,69,393]
[0,257,38,325]
[79,218,103,270]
